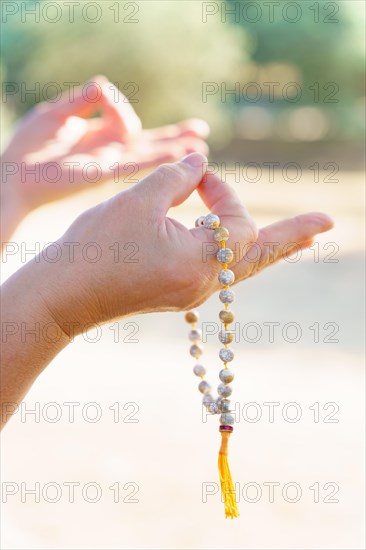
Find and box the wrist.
[0,163,31,243]
[2,257,70,353]
[1,258,70,415]
[33,239,116,339]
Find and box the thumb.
[133,153,208,217]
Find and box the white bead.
[202,394,214,405]
[218,269,235,286]
[216,248,234,264]
[219,289,235,304]
[216,397,223,410]
[220,413,235,425]
[195,216,205,227]
[219,369,234,384]
[208,402,220,414]
[218,383,232,398]
[193,364,206,377]
[221,399,231,412]
[189,329,201,342]
[219,348,234,362]
[204,213,220,229]
[199,381,211,394]
[190,344,203,359]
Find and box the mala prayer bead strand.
[185,213,240,519]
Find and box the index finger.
[36,76,142,137]
[98,79,142,137]
[35,77,104,120]
[190,172,258,249]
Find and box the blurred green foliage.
[1,0,365,143]
[226,0,365,140]
[228,0,364,98]
[1,0,245,142]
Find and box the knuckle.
[231,216,258,249]
[246,220,259,244]
[154,163,184,185]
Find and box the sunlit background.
[1,1,365,549]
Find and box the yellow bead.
[185,310,199,324]
[219,310,235,324]
[219,331,234,344]
[214,227,230,242]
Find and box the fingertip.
[197,171,224,193]
[308,212,335,232]
[180,152,208,169]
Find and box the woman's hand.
[36,152,334,333]
[0,152,333,422]
[0,76,209,242]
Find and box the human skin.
[0,75,209,244]
[0,153,334,428]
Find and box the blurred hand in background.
[1,75,209,243]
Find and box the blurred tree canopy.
[1,0,365,143]
[228,0,364,98]
[1,0,245,144]
[225,0,365,140]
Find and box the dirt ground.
[1,171,364,549]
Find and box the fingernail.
[181,152,208,168]
[322,214,335,228]
[312,212,335,231]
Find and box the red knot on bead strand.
[219,425,234,433]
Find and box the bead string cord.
[185,213,240,519]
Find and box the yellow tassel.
[218,430,240,519]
